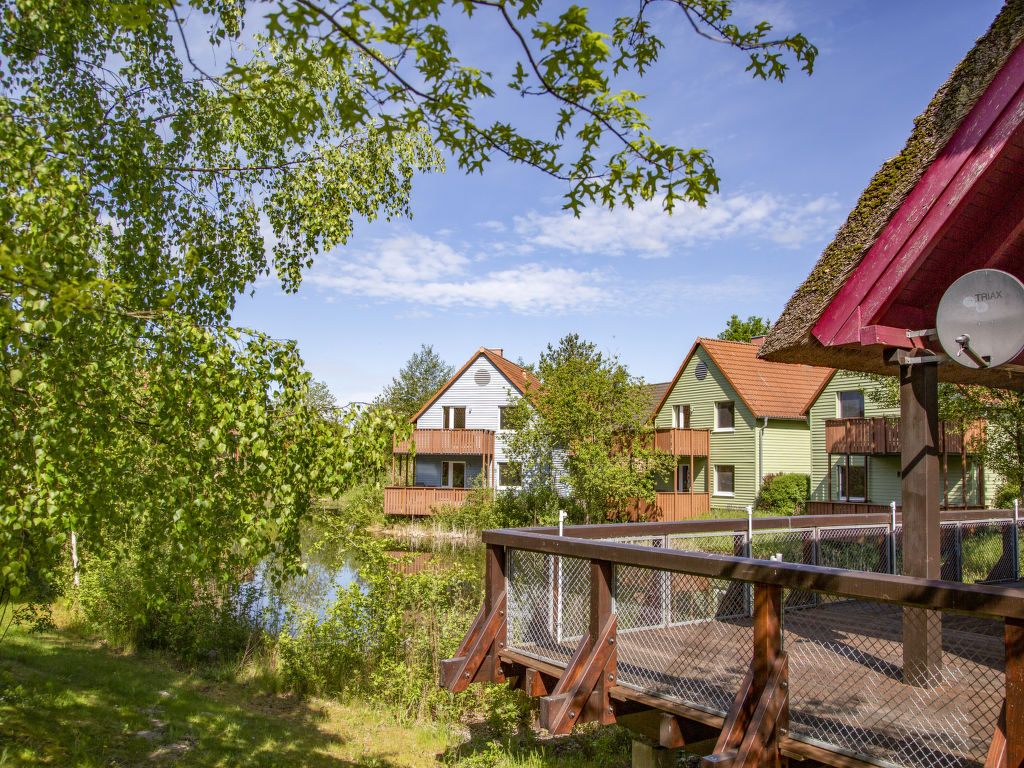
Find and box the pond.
[240,526,484,632]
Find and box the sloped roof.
[760,2,1024,391]
[643,381,671,418]
[655,338,834,420]
[410,347,540,423]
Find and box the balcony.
[393,428,495,456]
[623,492,711,522]
[825,417,983,455]
[384,486,476,516]
[651,428,710,456]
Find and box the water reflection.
[241,525,484,631]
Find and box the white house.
[385,347,538,516]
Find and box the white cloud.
[513,193,841,257]
[477,220,507,233]
[307,233,613,315]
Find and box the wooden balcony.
[651,428,710,456]
[393,428,495,455]
[623,492,710,522]
[825,417,983,455]
[384,486,476,516]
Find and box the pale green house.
[652,337,833,511]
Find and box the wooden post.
[845,454,851,501]
[900,361,943,686]
[484,544,507,682]
[827,453,832,501]
[1006,618,1024,768]
[752,583,783,700]
[589,558,616,725]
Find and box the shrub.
[492,486,562,528]
[275,540,484,721]
[319,482,386,530]
[757,473,810,515]
[995,484,1021,510]
[433,476,497,531]
[76,536,263,661]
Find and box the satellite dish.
[936,269,1024,369]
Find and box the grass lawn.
[0,624,633,768]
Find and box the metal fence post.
[1015,500,1021,581]
[890,501,898,575]
[955,522,964,584]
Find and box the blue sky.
[231,0,1006,404]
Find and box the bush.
[319,482,386,530]
[995,484,1021,510]
[492,486,562,528]
[757,473,810,514]
[76,537,263,661]
[433,476,497,531]
[275,540,486,721]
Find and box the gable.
[654,345,754,431]
[415,354,521,429]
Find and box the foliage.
[375,344,456,421]
[0,2,429,615]
[76,536,264,661]
[866,374,1024,501]
[318,482,388,533]
[504,334,674,523]
[995,484,1021,510]
[493,487,562,529]
[756,473,809,514]
[275,537,485,721]
[433,476,498,531]
[718,314,772,343]
[262,0,815,214]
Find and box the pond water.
[240,526,484,631]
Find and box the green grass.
[0,622,633,768]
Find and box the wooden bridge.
[442,511,1024,768]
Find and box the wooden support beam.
[1007,618,1024,768]
[985,702,1007,768]
[539,558,617,734]
[439,544,507,692]
[900,362,943,686]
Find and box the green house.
[806,371,996,513]
[652,338,833,511]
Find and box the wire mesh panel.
[818,526,893,573]
[785,592,1004,768]
[614,563,751,716]
[751,528,813,563]
[958,520,1017,584]
[556,556,591,645]
[667,531,746,556]
[507,549,567,665]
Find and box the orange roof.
[654,338,834,420]
[410,347,540,423]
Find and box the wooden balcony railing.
[623,492,711,521]
[384,486,475,516]
[393,428,495,455]
[652,428,710,456]
[825,417,984,455]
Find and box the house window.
[498,462,522,487]
[499,406,513,430]
[441,461,467,488]
[715,401,734,431]
[715,465,734,496]
[838,390,865,419]
[443,406,466,429]
[676,462,691,493]
[673,404,691,429]
[836,462,867,502]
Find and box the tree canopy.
[0,0,815,609]
[504,335,673,523]
[718,314,772,343]
[375,345,455,421]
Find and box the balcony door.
[836,460,867,502]
[443,406,466,429]
[441,460,466,488]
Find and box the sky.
[230,0,1008,405]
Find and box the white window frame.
[498,461,522,487]
[837,390,865,419]
[673,404,691,429]
[714,464,735,497]
[443,406,466,430]
[835,461,867,503]
[714,401,735,432]
[441,460,467,488]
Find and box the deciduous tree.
[375,345,455,421]
[718,314,772,343]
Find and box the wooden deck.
[652,428,710,456]
[624,492,710,521]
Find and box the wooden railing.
[383,486,475,516]
[443,516,1024,768]
[805,500,987,516]
[623,492,710,521]
[393,428,495,455]
[825,417,985,455]
[652,428,710,456]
